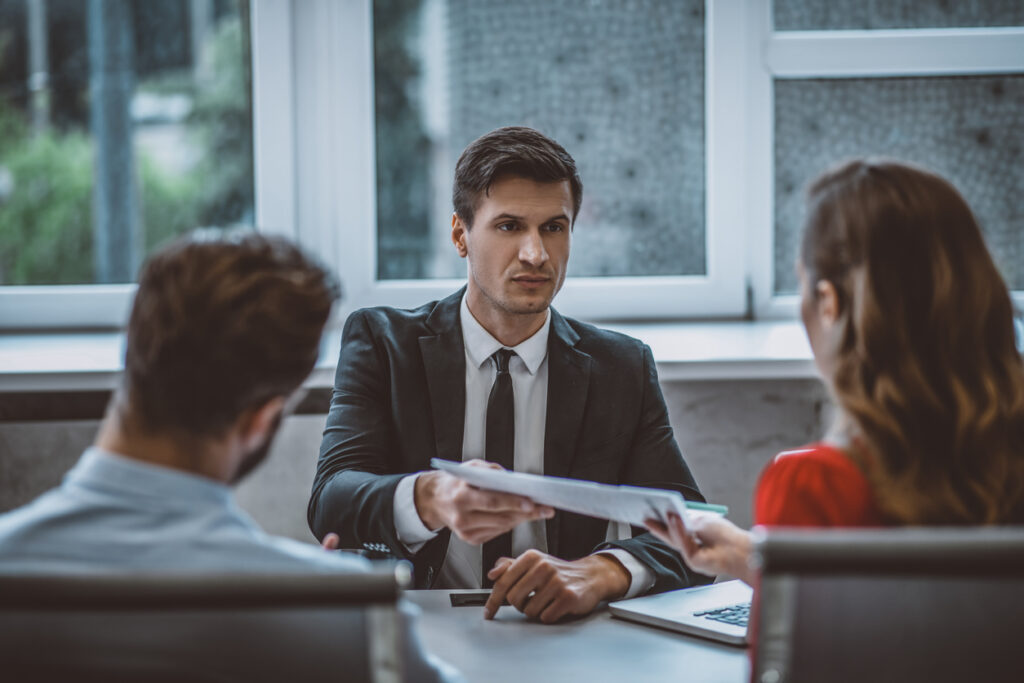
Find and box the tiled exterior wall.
[773,0,1024,30]
[377,0,707,279]
[774,75,1024,294]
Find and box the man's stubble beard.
[231,412,283,485]
[491,278,563,317]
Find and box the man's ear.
[239,397,285,451]
[815,279,840,329]
[451,213,469,258]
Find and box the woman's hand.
[645,512,757,586]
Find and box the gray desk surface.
[406,590,749,683]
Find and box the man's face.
[452,174,573,321]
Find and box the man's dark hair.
[120,231,340,436]
[452,126,583,228]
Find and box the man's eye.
[545,223,566,232]
[498,223,517,231]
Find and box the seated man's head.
[451,127,583,332]
[108,231,339,483]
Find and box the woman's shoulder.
[754,441,882,528]
[769,442,861,472]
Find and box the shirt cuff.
[393,473,440,553]
[597,549,656,600]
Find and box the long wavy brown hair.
[801,159,1024,524]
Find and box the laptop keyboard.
[693,602,750,628]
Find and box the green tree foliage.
[0,7,252,286]
[0,118,203,285]
[0,124,93,284]
[188,12,253,228]
[374,0,432,279]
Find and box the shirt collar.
[66,447,233,506]
[460,293,550,375]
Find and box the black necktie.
[483,348,515,587]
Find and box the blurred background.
[0,0,1021,539]
[0,0,252,286]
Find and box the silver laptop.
[609,580,752,646]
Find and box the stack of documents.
[431,458,727,527]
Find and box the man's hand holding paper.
[415,460,555,545]
[430,458,726,529]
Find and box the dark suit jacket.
[309,288,712,592]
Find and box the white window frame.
[251,0,751,325]
[2,0,1023,329]
[748,13,1024,318]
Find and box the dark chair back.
[751,527,1024,683]
[0,566,410,683]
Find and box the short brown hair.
[120,231,340,436]
[452,126,583,228]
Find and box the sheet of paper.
[430,459,724,528]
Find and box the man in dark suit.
[309,127,710,623]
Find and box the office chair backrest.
[0,566,410,683]
[750,527,1024,683]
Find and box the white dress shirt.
[393,295,654,597]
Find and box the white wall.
[0,378,831,541]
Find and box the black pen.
[449,592,509,607]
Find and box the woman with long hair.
[647,159,1024,583]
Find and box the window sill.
[602,321,816,381]
[0,321,816,394]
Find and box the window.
[3,0,1023,328]
[750,0,1024,317]
[257,0,748,322]
[0,0,252,326]
[263,0,1023,324]
[373,0,707,281]
[773,75,1024,295]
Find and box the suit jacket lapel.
[419,288,467,464]
[544,308,592,556]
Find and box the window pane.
[774,0,1024,31]
[773,76,1024,294]
[0,0,253,286]
[374,0,705,280]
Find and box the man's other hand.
[413,460,554,544]
[483,550,630,623]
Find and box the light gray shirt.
[393,295,654,595]
[0,448,460,682]
[0,448,369,574]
